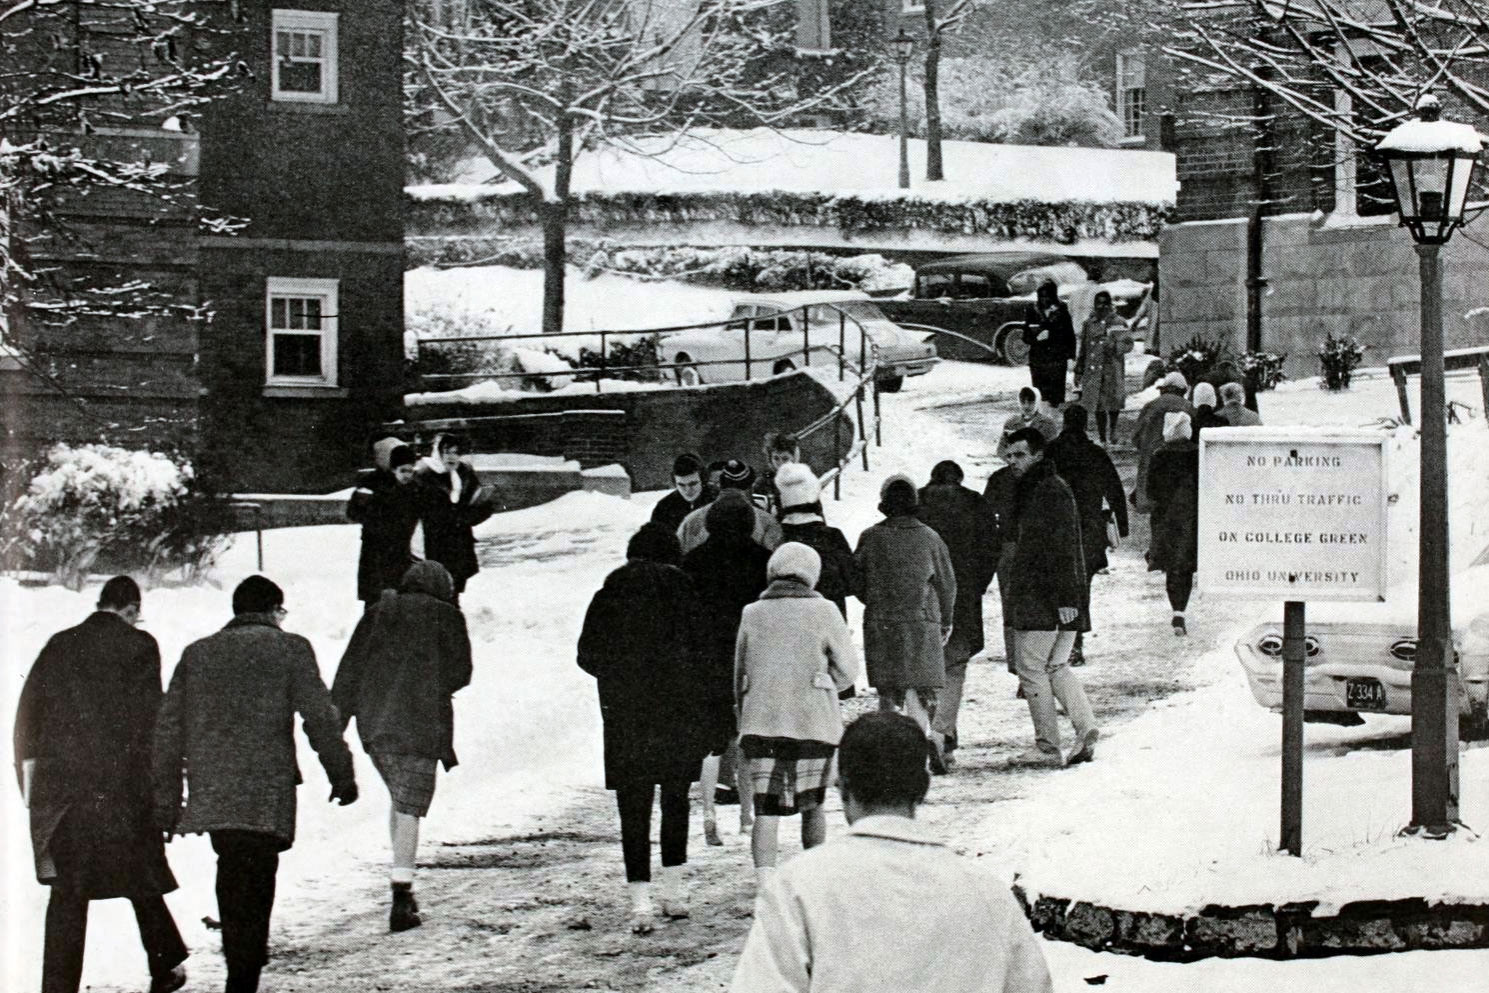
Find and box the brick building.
[2,1,406,493]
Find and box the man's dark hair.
[763,431,799,455]
[98,575,141,611]
[1006,426,1047,454]
[232,575,284,615]
[838,712,930,807]
[1017,386,1038,404]
[440,432,469,455]
[672,452,704,478]
[626,522,682,566]
[1063,403,1089,433]
[928,460,964,486]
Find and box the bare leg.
[903,688,931,735]
[390,810,420,885]
[737,757,754,832]
[699,754,722,845]
[751,814,780,869]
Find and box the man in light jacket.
[731,711,1052,993]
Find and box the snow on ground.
[2,359,1486,989]
[410,128,1179,207]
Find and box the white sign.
[1197,428,1389,601]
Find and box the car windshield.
[1006,261,1088,294]
[817,301,889,322]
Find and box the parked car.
[1234,542,1489,738]
[657,291,936,392]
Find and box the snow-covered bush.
[1318,333,1366,391]
[406,302,584,393]
[7,444,229,588]
[1167,335,1231,389]
[1242,350,1288,393]
[581,245,912,293]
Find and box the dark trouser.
[615,781,690,883]
[211,830,283,992]
[1167,571,1195,612]
[1095,411,1119,443]
[42,889,187,993]
[1030,361,1067,406]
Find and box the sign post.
[1198,428,1389,857]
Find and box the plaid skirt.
[740,735,837,817]
[371,752,438,817]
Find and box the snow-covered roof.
[1375,119,1486,155]
[411,128,1179,206]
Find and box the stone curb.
[1011,885,1489,961]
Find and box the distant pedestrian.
[917,461,998,771]
[997,386,1062,459]
[730,712,1053,993]
[577,524,710,934]
[1202,358,1258,414]
[1190,382,1227,435]
[1047,405,1129,665]
[1146,413,1201,637]
[983,462,1021,676]
[1074,290,1134,445]
[682,494,771,847]
[735,543,858,885]
[1132,372,1195,513]
[854,475,957,739]
[650,452,716,533]
[774,462,857,618]
[1002,428,1099,767]
[1217,381,1262,426]
[751,431,800,516]
[154,576,358,993]
[348,438,427,605]
[1023,279,1077,405]
[332,561,472,932]
[414,433,495,603]
[13,577,188,993]
[678,460,782,553]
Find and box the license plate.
[1346,678,1388,711]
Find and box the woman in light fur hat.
[735,542,859,884]
[1146,412,1200,636]
[774,463,857,618]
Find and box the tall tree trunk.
[922,0,944,182]
[541,109,575,335]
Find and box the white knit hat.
[767,542,822,589]
[1192,382,1218,408]
[1159,371,1189,392]
[774,462,820,510]
[1162,411,1193,444]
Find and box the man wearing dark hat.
[154,576,357,993]
[677,458,782,554]
[348,437,430,605]
[14,576,189,993]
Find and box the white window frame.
[271,9,339,104]
[265,276,339,388]
[1117,51,1147,142]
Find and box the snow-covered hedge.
[410,191,1169,245]
[580,246,911,292]
[4,443,229,588]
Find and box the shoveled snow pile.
[406,377,668,406]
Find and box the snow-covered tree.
[408,0,870,333]
[1,1,244,345]
[916,0,979,182]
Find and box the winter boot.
[658,865,690,920]
[225,965,261,993]
[1172,613,1187,636]
[148,965,187,993]
[628,881,655,935]
[390,881,423,933]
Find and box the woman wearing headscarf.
[735,543,858,886]
[1146,413,1201,636]
[1074,290,1134,445]
[853,475,957,737]
[773,463,857,618]
[348,438,428,605]
[414,433,494,604]
[1190,382,1227,436]
[1022,280,1077,406]
[332,561,472,932]
[577,523,709,934]
[681,491,771,847]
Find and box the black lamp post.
[1372,94,1484,836]
[889,29,914,190]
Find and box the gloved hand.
[330,779,358,806]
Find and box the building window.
[265,277,338,387]
[271,9,338,104]
[1117,52,1146,141]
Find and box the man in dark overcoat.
[348,437,428,605]
[13,576,188,993]
[153,576,357,993]
[1046,404,1130,665]
[918,461,998,771]
[1002,429,1100,768]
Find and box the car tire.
[674,354,703,387]
[1461,702,1489,741]
[997,323,1031,367]
[878,374,904,393]
[772,359,796,376]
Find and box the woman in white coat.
[734,543,859,885]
